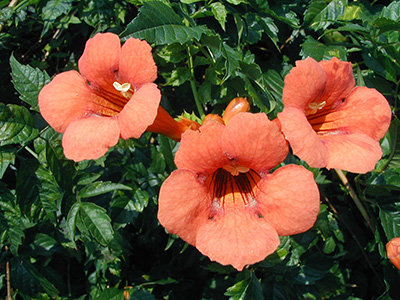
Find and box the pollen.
[113,82,133,99]
[223,164,250,176]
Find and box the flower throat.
[209,168,261,216]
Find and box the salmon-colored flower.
[278,57,392,173]
[157,104,320,271]
[39,32,163,161]
[386,237,400,270]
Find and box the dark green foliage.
[0,0,399,299]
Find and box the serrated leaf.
[0,103,39,146]
[10,54,50,112]
[79,202,114,246]
[120,1,207,45]
[305,0,348,31]
[78,181,132,198]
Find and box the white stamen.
[113,82,131,92]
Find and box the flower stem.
[335,169,375,234]
[187,46,205,119]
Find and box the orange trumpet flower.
[278,57,392,173]
[39,32,163,161]
[158,99,320,271]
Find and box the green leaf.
[10,54,50,112]
[381,1,400,22]
[301,35,347,61]
[41,0,73,35]
[225,272,263,300]
[0,146,15,178]
[96,287,124,300]
[132,189,149,212]
[120,1,207,45]
[305,0,348,31]
[79,202,114,246]
[362,49,397,83]
[65,202,81,246]
[379,200,400,241]
[11,257,59,297]
[78,181,132,198]
[0,103,39,146]
[0,185,26,255]
[210,2,227,30]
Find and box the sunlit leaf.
[0,103,39,146]
[120,1,207,45]
[210,2,227,31]
[79,202,114,246]
[10,54,50,112]
[78,181,132,198]
[305,0,348,31]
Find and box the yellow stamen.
[113,82,133,99]
[223,164,250,176]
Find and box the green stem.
[335,169,375,234]
[187,46,205,119]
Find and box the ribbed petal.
[323,133,383,173]
[38,71,91,133]
[310,86,392,141]
[278,106,328,168]
[62,116,120,162]
[257,164,320,236]
[118,37,158,88]
[196,208,280,271]
[222,113,288,173]
[317,57,355,107]
[282,57,327,109]
[175,121,229,175]
[157,169,210,246]
[78,32,121,91]
[118,83,161,140]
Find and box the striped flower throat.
[207,165,262,219]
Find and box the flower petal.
[118,83,161,140]
[222,113,288,173]
[118,37,158,88]
[196,208,280,271]
[282,57,327,109]
[310,86,392,141]
[175,121,229,175]
[62,116,120,162]
[278,106,328,168]
[158,169,210,246]
[38,71,91,133]
[78,32,121,90]
[322,133,383,173]
[257,164,320,236]
[317,57,355,107]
